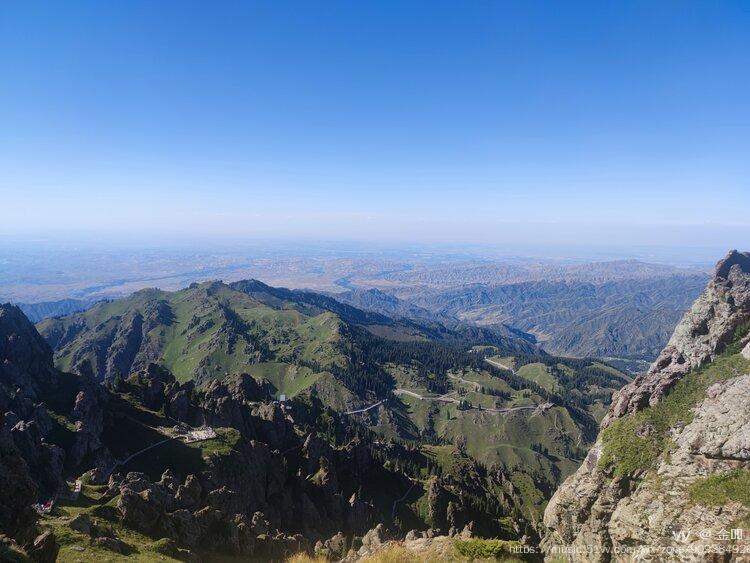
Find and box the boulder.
[92,536,129,554]
[404,529,421,541]
[251,511,270,535]
[358,523,387,556]
[117,487,164,532]
[69,513,92,536]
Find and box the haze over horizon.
[1,1,748,249]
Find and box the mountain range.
[1,252,746,561]
[1,274,631,561]
[333,267,707,363]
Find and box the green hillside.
[38,281,352,394]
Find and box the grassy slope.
[508,356,628,423]
[516,363,558,393]
[39,282,346,394]
[389,362,596,468]
[600,349,750,477]
[385,364,589,525]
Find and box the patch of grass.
[724,321,750,356]
[422,445,459,474]
[689,470,750,507]
[359,545,424,563]
[487,355,516,371]
[412,490,432,526]
[285,554,328,563]
[193,427,242,457]
[516,363,557,392]
[599,352,750,477]
[453,538,522,560]
[40,503,182,563]
[246,362,323,398]
[505,471,549,523]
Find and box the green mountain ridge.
[34,280,630,530]
[36,279,535,403]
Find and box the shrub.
[453,538,520,559]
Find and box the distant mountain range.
[36,279,537,392]
[17,298,95,322]
[332,262,708,362]
[406,276,708,360]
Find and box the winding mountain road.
[393,388,550,415]
[343,358,554,417]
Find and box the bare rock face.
[543,251,750,561]
[198,373,268,435]
[175,474,202,510]
[604,375,750,558]
[68,376,107,467]
[10,421,65,497]
[0,426,38,540]
[680,375,750,461]
[357,523,388,557]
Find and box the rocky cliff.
[543,251,750,561]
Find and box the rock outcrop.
[543,251,750,561]
[0,425,38,540]
[0,304,58,399]
[25,530,59,563]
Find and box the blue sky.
[1,1,748,249]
